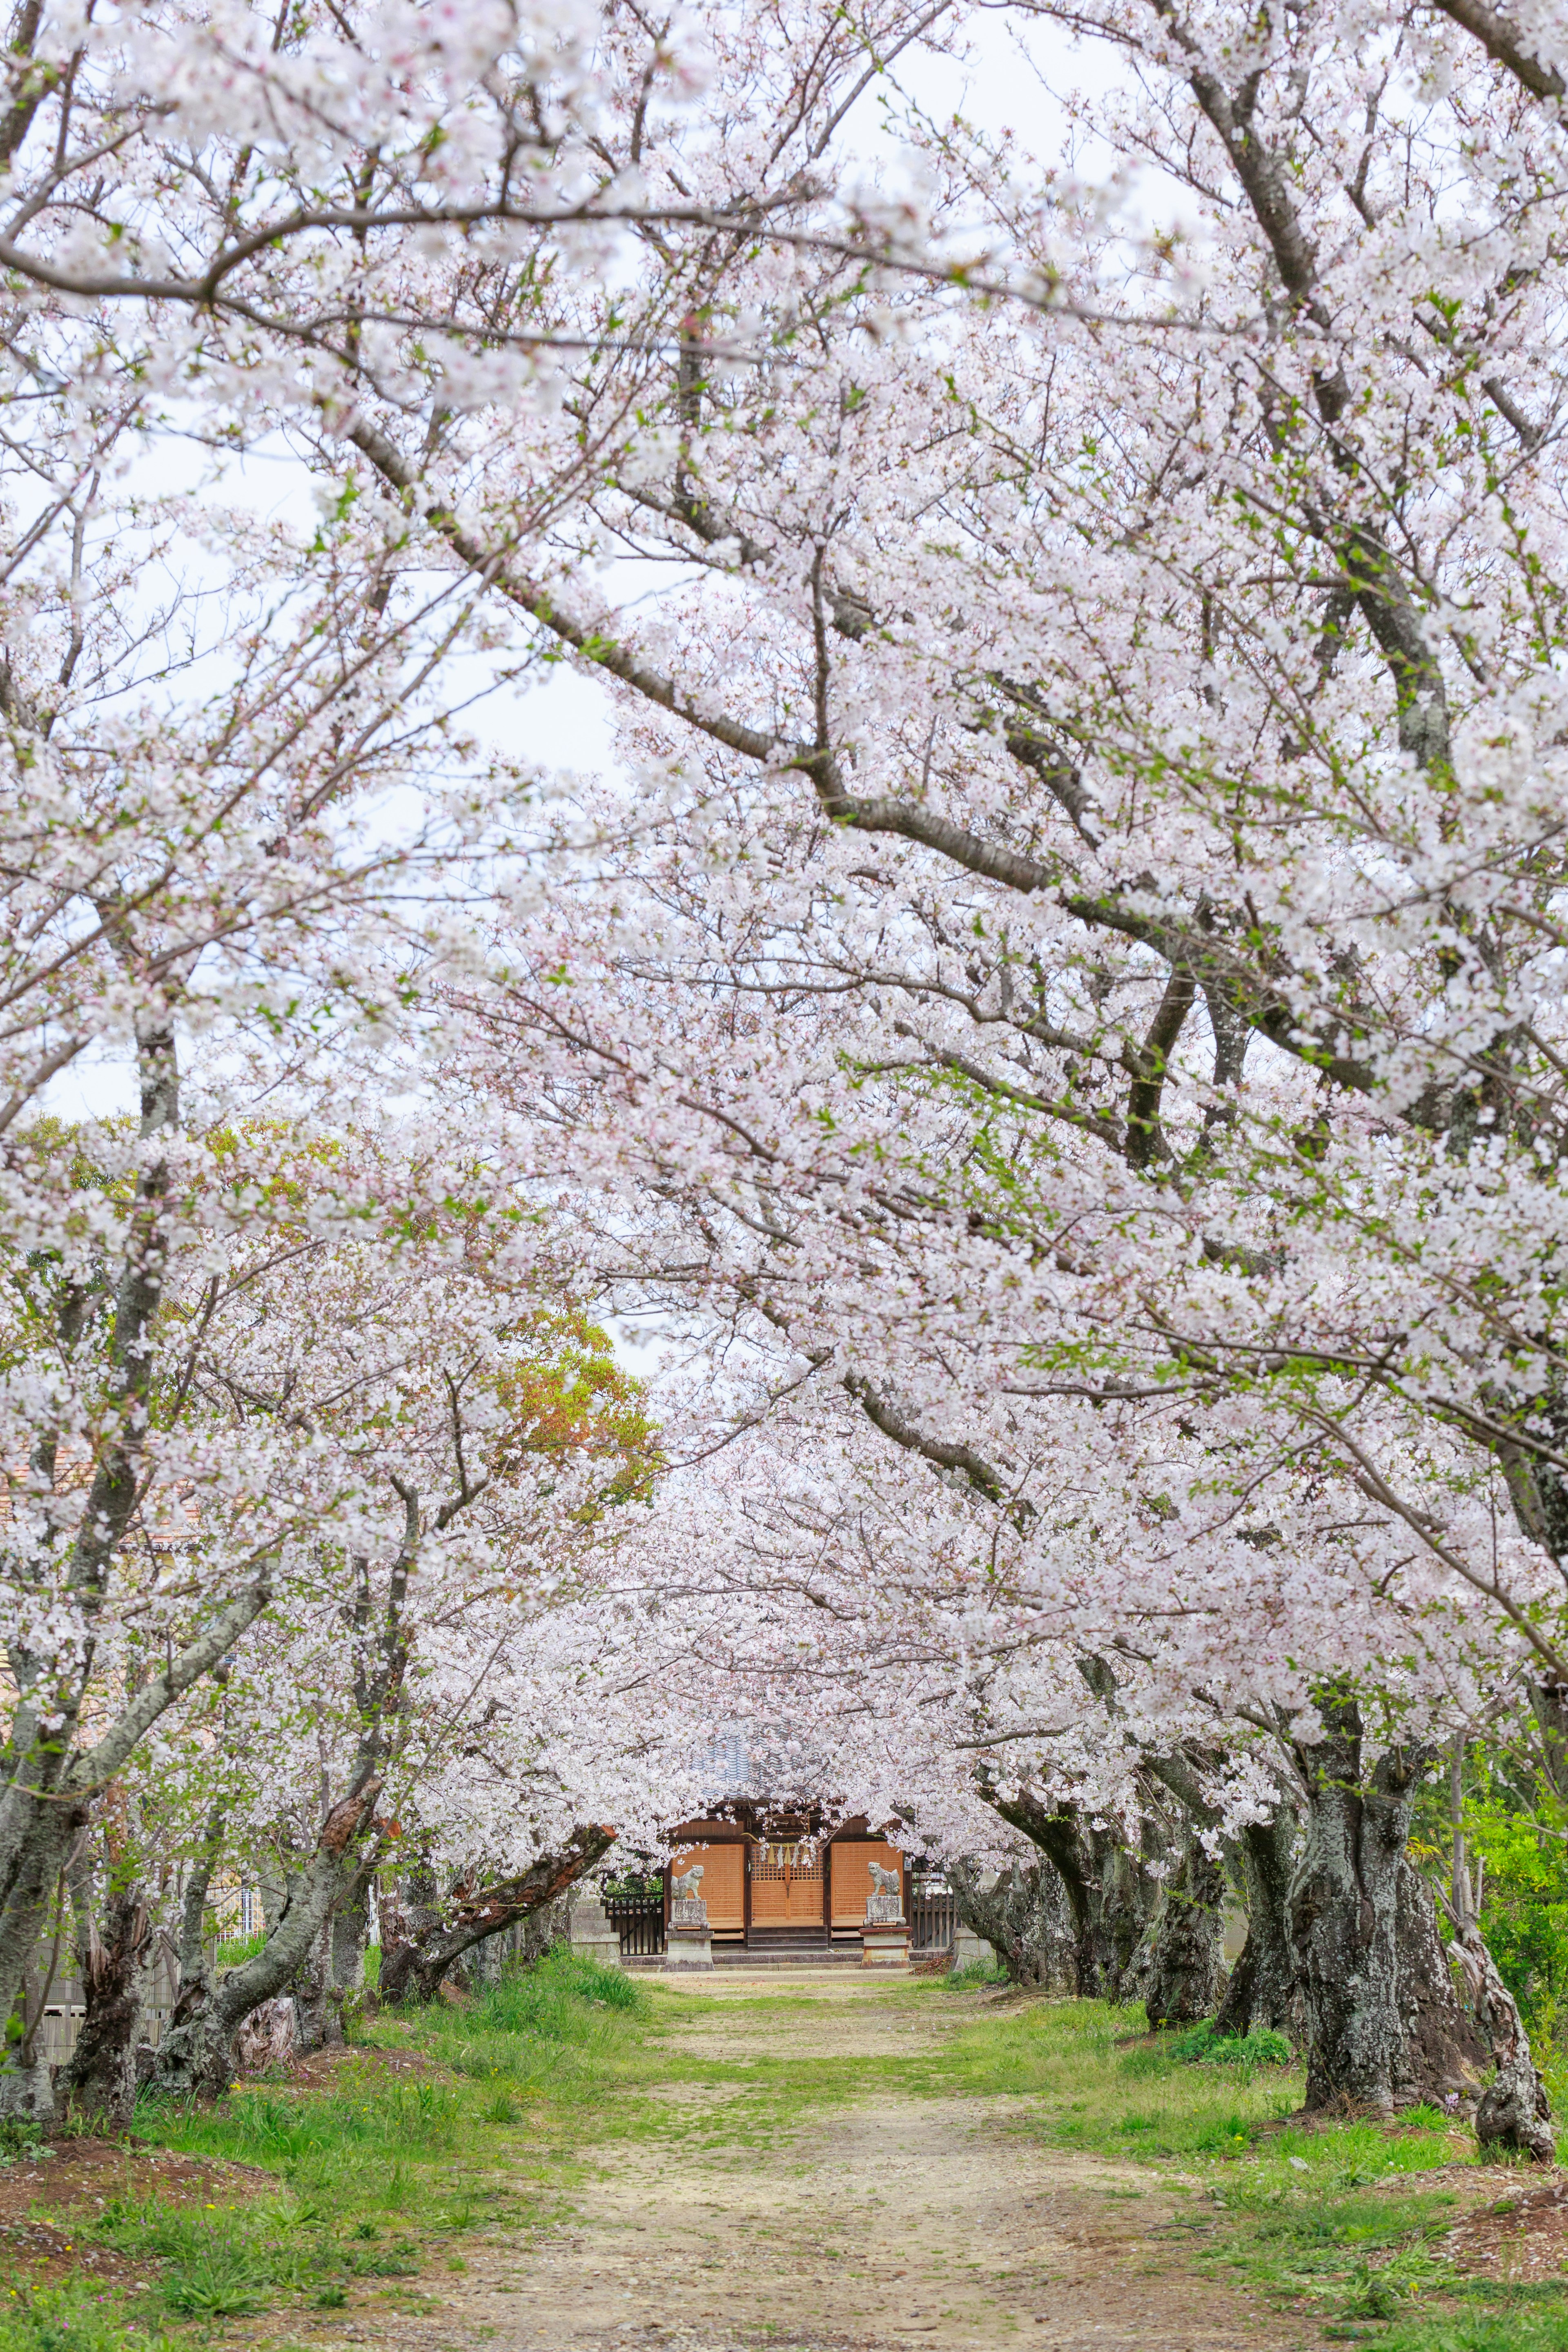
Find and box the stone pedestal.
[950,1923,990,1971]
[664,1926,713,1971]
[567,1891,623,1970]
[862,1924,910,1969]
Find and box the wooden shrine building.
[662,1806,911,1963]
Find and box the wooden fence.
[909,1881,956,1955]
[20,1946,183,2071]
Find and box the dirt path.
[324,1971,1306,2352]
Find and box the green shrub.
[1169,2022,1293,2067]
[0,2115,44,2161]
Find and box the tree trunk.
[331,1876,369,2005]
[169,1805,225,2031]
[59,1878,152,2128]
[1288,1697,1482,2112]
[1393,1860,1488,2106]
[292,1913,335,2053]
[376,1862,441,2004]
[987,1791,1157,1998]
[256,1862,289,1938]
[293,1867,372,2049]
[379,1829,614,2007]
[1443,1727,1551,2153]
[1214,1810,1300,2038]
[150,1782,380,2099]
[1141,1830,1226,2031]
[1451,1922,1555,2160]
[949,1858,1076,1991]
[0,1816,83,2113]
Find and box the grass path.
[6,1951,1568,2352]
[399,1967,1292,2352]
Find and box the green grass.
[890,1989,1526,2340]
[0,2280,179,2352]
[1378,2319,1568,2350]
[942,1957,1003,1988]
[889,1990,1305,2157]
[3,1947,651,2348]
[212,1929,267,1970]
[12,1957,1564,2350]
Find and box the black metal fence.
[603,1889,666,1957]
[909,1880,956,1954]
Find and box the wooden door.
[670,1841,746,1932]
[749,1843,824,1927]
[829,1840,905,1927]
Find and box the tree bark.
[331,1875,370,2002]
[58,1878,152,2128]
[292,1914,336,2053]
[949,1858,1076,1991]
[1393,1859,1488,2105]
[378,1829,614,2007]
[169,1804,225,2031]
[1288,1696,1482,2111]
[986,1790,1160,1999]
[1451,1922,1555,2160]
[1214,1810,1300,2038]
[1140,1830,1226,2031]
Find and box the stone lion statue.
[671,1864,705,1902]
[868,1861,901,1900]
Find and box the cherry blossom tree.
[14,0,1568,2140]
[354,0,1568,2126]
[0,426,617,2109]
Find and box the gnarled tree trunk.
[1289,1697,1483,2112]
[949,1858,1076,1991]
[1215,1809,1300,2039]
[988,1791,1158,1999]
[1451,1922,1555,2160]
[166,1805,224,2045]
[150,1781,381,2099]
[1140,1830,1226,2031]
[1394,1860,1488,2107]
[292,1915,336,2053]
[331,1876,370,2007]
[379,1829,613,2006]
[59,1878,152,2128]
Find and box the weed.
[160,2244,269,2320]
[0,2281,174,2352]
[942,1960,1002,1988]
[0,2115,43,2162]
[1168,2022,1293,2069]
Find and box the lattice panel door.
[749,1846,824,1927]
[670,1841,745,1930]
[829,1840,905,1926]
